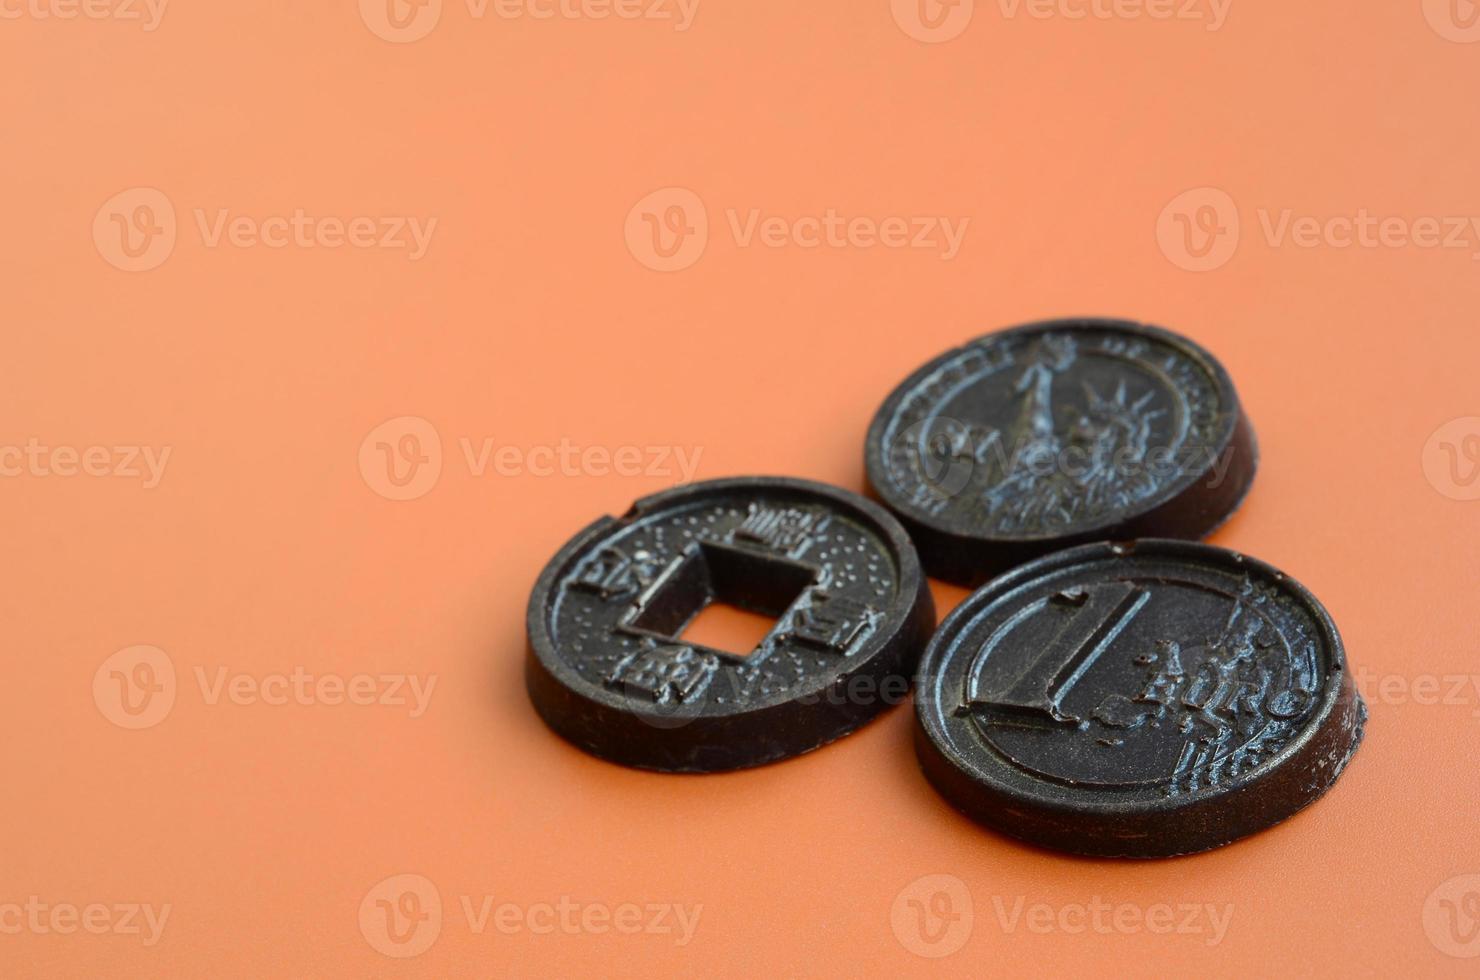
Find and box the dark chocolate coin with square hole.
[526,477,936,772]
[865,319,1258,585]
[914,539,1365,857]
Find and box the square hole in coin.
[625,541,816,658]
[678,600,780,657]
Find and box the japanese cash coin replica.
[526,477,935,772]
[864,318,1257,585]
[913,540,1366,857]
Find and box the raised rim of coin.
[913,539,1365,857]
[526,476,936,773]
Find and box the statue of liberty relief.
[980,335,1166,533]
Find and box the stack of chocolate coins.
[525,318,1366,858]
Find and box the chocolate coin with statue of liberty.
[864,319,1257,585]
[913,540,1366,858]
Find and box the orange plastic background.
[4,1,1479,976]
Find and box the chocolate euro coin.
[913,540,1365,857]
